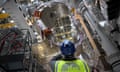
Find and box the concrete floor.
[32,41,59,63]
[31,41,59,72]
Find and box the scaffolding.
[0,28,34,72]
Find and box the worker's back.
[49,40,90,72]
[53,59,89,72]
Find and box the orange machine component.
[34,10,41,18]
[43,28,52,36]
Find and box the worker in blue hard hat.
[49,40,90,72]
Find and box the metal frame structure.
[0,28,34,72]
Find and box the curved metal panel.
[40,2,70,28]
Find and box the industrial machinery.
[6,0,120,71]
[35,2,78,45]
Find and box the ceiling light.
[31,0,34,2]
[51,28,54,31]
[62,35,65,38]
[60,26,63,29]
[10,20,15,23]
[34,32,38,35]
[71,24,73,27]
[2,10,6,13]
[99,21,106,27]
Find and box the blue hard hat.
[60,40,76,56]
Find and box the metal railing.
[0,28,34,72]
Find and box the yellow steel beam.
[0,13,10,19]
[74,11,102,67]
[0,23,15,29]
[74,11,100,55]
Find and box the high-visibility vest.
[54,60,90,72]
